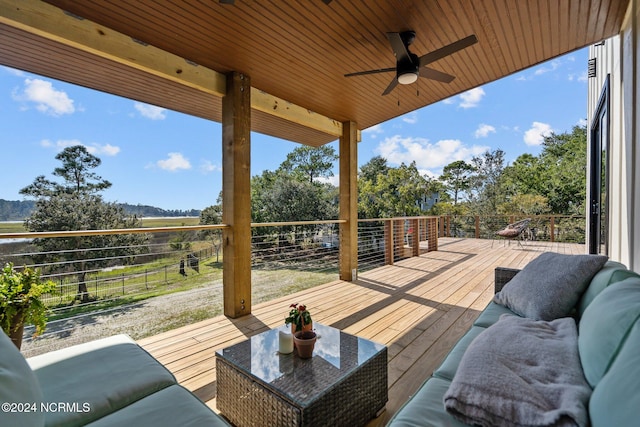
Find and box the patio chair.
[493,218,531,248]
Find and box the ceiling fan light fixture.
[398,72,418,85]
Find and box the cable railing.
[438,214,586,243]
[7,212,586,356]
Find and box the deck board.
[138,237,586,425]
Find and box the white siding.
[588,0,639,269]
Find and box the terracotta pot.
[293,330,317,359]
[9,311,26,350]
[291,321,313,334]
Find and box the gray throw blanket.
[443,315,591,427]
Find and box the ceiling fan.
[345,31,478,96]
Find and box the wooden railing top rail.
[0,217,441,240]
[0,224,230,240]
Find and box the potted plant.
[285,303,313,333]
[0,262,57,349]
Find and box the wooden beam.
[0,0,226,96]
[0,0,346,140]
[222,72,252,318]
[251,88,343,137]
[339,121,358,281]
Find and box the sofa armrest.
[494,267,521,294]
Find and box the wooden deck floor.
[138,238,585,425]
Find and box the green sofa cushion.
[576,261,634,317]
[589,321,640,427]
[387,377,468,427]
[432,326,485,381]
[86,385,230,427]
[578,277,640,388]
[493,252,608,321]
[0,330,45,427]
[472,302,515,328]
[27,334,177,427]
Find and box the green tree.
[278,145,338,183]
[503,125,587,215]
[359,161,429,218]
[21,146,148,303]
[468,149,507,217]
[199,201,223,263]
[439,160,475,205]
[20,145,111,197]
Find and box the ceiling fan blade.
[344,67,396,77]
[382,78,399,96]
[418,34,478,67]
[386,32,411,63]
[419,67,455,83]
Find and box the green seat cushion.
[578,277,640,387]
[28,334,177,427]
[493,252,608,320]
[589,321,640,427]
[432,326,485,381]
[473,302,516,327]
[576,261,633,317]
[0,330,45,427]
[86,385,231,427]
[387,377,468,427]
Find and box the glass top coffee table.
[215,323,388,427]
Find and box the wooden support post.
[439,216,444,237]
[550,216,555,242]
[412,218,420,257]
[339,121,358,281]
[427,217,438,252]
[384,220,394,265]
[475,216,480,239]
[222,72,252,318]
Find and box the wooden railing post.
[475,216,480,239]
[550,216,555,242]
[412,218,420,257]
[427,217,438,252]
[384,219,394,265]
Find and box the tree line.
[200,124,588,226]
[0,199,199,221]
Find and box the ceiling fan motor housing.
[397,52,419,84]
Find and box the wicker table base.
[216,324,388,427]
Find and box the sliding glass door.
[589,76,609,255]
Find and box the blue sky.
[1,48,588,211]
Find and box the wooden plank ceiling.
[0,0,630,147]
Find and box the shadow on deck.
[138,237,585,425]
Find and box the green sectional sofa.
[0,332,230,427]
[388,253,640,427]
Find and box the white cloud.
[474,123,496,138]
[577,118,588,127]
[157,152,191,171]
[315,175,340,186]
[375,135,488,173]
[2,66,26,77]
[40,139,120,156]
[200,160,222,174]
[363,124,384,138]
[569,70,588,82]
[134,102,167,120]
[524,122,553,146]
[459,87,485,109]
[402,112,418,124]
[534,60,561,75]
[14,78,75,116]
